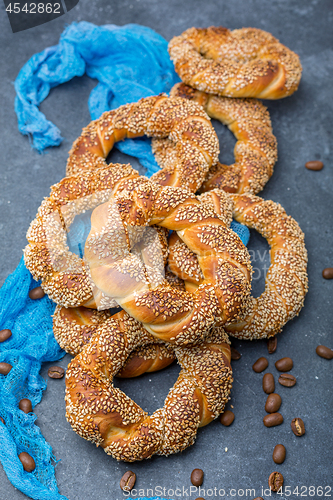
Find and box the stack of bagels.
[24,26,307,462]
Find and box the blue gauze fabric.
[7,21,250,500]
[0,258,67,500]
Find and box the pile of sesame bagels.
[24,26,307,462]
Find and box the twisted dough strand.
[52,271,185,376]
[53,305,176,377]
[84,175,252,344]
[169,27,302,99]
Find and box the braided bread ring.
[169,27,302,99]
[53,306,176,377]
[84,173,252,344]
[153,82,278,195]
[168,190,308,339]
[65,314,232,461]
[66,94,219,193]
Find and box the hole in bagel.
[247,228,271,298]
[114,361,180,415]
[105,146,147,176]
[211,118,237,167]
[67,209,93,258]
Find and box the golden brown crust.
[168,190,308,339]
[65,312,232,461]
[53,305,176,377]
[153,82,278,195]
[169,27,302,99]
[66,94,219,193]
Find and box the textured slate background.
[0,0,332,499]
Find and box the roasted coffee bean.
[278,373,297,387]
[47,366,65,379]
[252,357,268,373]
[267,336,277,354]
[28,286,45,300]
[19,452,36,472]
[305,160,324,171]
[262,373,275,394]
[220,410,235,427]
[275,357,293,372]
[0,362,12,375]
[195,498,205,500]
[0,329,12,343]
[316,345,333,360]
[19,399,33,414]
[263,412,283,427]
[230,347,241,360]
[273,444,286,464]
[322,267,333,279]
[268,471,284,492]
[120,471,136,492]
[0,417,5,424]
[291,418,305,436]
[252,498,264,500]
[191,468,204,486]
[265,394,282,413]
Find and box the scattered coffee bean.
[305,160,324,171]
[220,410,235,427]
[19,452,36,472]
[47,366,65,379]
[265,394,282,413]
[253,498,264,500]
[273,444,286,464]
[230,347,241,360]
[316,345,333,360]
[28,286,45,300]
[322,267,333,279]
[0,329,12,343]
[291,417,305,436]
[0,417,5,424]
[0,362,13,375]
[278,373,297,387]
[268,471,284,492]
[120,471,136,492]
[191,468,204,486]
[267,336,277,354]
[262,373,275,394]
[275,357,293,372]
[195,498,205,500]
[263,412,283,427]
[19,399,33,414]
[252,357,268,373]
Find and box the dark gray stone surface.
[0,0,332,499]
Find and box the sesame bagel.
[169,27,302,100]
[65,313,232,461]
[66,94,219,193]
[153,82,278,195]
[168,190,308,339]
